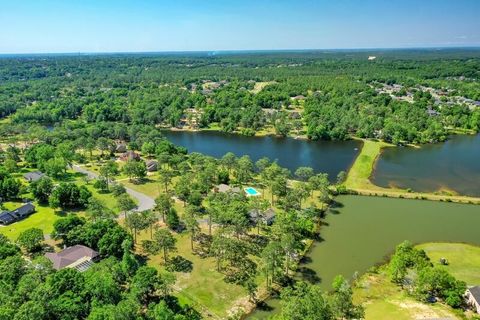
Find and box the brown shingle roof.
[45,245,99,270]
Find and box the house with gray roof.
[0,203,36,225]
[249,207,276,226]
[146,160,158,172]
[23,171,45,182]
[45,245,100,272]
[466,286,480,314]
[214,184,241,194]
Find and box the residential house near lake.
[146,160,158,172]
[213,183,241,194]
[45,245,100,272]
[23,171,45,182]
[249,207,276,226]
[120,151,140,161]
[466,286,480,314]
[0,203,36,225]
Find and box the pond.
[248,195,480,319]
[161,130,361,180]
[372,134,480,197]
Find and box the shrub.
[111,183,127,196]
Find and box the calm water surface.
[249,195,480,319]
[372,134,480,196]
[162,131,361,179]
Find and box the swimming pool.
[244,187,261,197]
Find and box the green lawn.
[345,139,391,190]
[417,242,480,285]
[0,202,62,240]
[132,225,249,319]
[354,270,461,320]
[344,139,480,204]
[354,242,480,319]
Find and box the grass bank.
[354,242,480,320]
[345,139,480,204]
[417,242,480,285]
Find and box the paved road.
[72,165,155,212]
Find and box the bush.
[165,208,180,230]
[111,183,127,196]
[93,178,108,191]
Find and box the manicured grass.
[0,202,62,240]
[354,270,461,320]
[121,178,164,199]
[132,226,249,319]
[417,242,480,285]
[345,139,390,190]
[345,139,480,204]
[354,242,480,319]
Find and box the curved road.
[72,164,155,212]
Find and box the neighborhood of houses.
[372,82,480,112]
[3,140,480,315]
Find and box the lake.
[372,134,480,197]
[248,195,480,319]
[162,130,362,179]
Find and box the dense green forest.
[1,50,479,319]
[1,49,479,144]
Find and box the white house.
[466,286,480,314]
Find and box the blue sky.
[1,0,479,53]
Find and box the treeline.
[388,241,466,308]
[0,228,200,320]
[1,50,480,144]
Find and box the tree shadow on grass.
[131,177,156,185]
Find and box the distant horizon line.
[2,46,480,57]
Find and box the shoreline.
[345,139,480,205]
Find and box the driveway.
[72,164,155,212]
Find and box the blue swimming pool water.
[245,187,260,196]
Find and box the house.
[264,208,276,225]
[120,151,140,162]
[368,56,377,60]
[115,143,127,153]
[426,108,440,116]
[248,208,276,226]
[213,184,241,194]
[291,95,306,101]
[23,171,45,182]
[0,212,16,225]
[45,245,100,272]
[146,160,158,172]
[289,111,302,119]
[466,286,480,314]
[0,203,36,225]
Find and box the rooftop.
[45,245,99,271]
[469,286,480,303]
[23,171,45,182]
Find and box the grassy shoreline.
[354,242,480,319]
[345,139,480,205]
